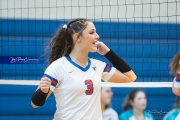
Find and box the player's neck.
[101,102,106,113]
[69,49,88,68]
[133,108,143,118]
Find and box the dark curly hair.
[48,18,91,65]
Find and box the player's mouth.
[92,41,97,44]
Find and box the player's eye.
[90,32,94,34]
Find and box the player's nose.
[95,33,100,40]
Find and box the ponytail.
[170,52,180,74]
[48,18,91,65]
[48,27,73,65]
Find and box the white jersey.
[175,113,180,120]
[43,55,116,120]
[103,108,118,120]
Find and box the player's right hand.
[39,77,51,93]
[96,41,110,55]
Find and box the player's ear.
[72,33,78,41]
[130,100,134,106]
[73,33,81,42]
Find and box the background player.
[119,89,154,120]
[163,96,180,120]
[31,18,136,120]
[101,87,118,120]
[170,52,180,96]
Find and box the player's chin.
[106,100,111,105]
[140,105,146,110]
[89,47,97,52]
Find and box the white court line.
[0,80,172,87]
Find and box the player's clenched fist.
[39,77,51,93]
[31,77,51,107]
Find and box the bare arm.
[108,69,136,83]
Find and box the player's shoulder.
[89,58,108,69]
[143,111,154,120]
[51,56,66,64]
[89,58,105,64]
[48,56,66,68]
[119,109,133,119]
[105,107,116,113]
[163,108,179,120]
[89,58,100,62]
[104,108,118,115]
[103,108,118,119]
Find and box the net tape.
[0,80,172,88]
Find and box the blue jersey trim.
[43,74,58,83]
[103,64,112,72]
[65,55,91,72]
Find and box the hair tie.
[63,24,67,29]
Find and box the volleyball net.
[0,0,180,87]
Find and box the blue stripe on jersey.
[103,64,112,72]
[65,55,91,72]
[43,74,58,86]
[176,74,180,82]
[43,74,58,82]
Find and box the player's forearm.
[123,70,137,82]
[104,49,131,73]
[173,77,180,96]
[31,101,40,108]
[31,88,49,107]
[172,87,180,96]
[105,49,136,83]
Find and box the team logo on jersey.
[68,70,74,73]
[92,66,96,71]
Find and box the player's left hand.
[96,41,110,55]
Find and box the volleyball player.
[31,18,137,120]
[170,52,180,96]
[101,87,118,120]
[119,89,154,120]
[163,96,180,120]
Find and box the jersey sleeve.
[43,61,63,91]
[102,63,116,82]
[95,59,115,82]
[174,73,180,88]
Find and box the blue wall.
[0,19,180,120]
[0,85,176,120]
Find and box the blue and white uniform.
[163,108,179,120]
[119,109,154,120]
[43,55,116,120]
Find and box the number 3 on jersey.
[85,80,94,95]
